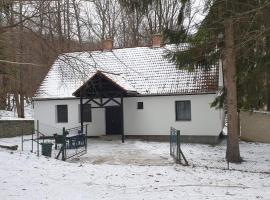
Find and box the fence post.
[85,124,88,153]
[169,128,172,155]
[31,127,34,153]
[62,127,66,161]
[177,130,181,163]
[21,127,24,151]
[37,120,39,157]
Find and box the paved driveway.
[73,137,174,166]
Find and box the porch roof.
[73,70,138,98]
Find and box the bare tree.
[0,0,182,117]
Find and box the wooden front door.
[105,106,122,135]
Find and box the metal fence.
[64,125,88,160]
[54,125,88,161]
[20,120,88,161]
[170,127,188,166]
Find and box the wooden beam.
[101,97,114,107]
[91,98,102,106]
[121,96,125,143]
[0,144,18,150]
[102,92,123,98]
[84,97,96,105]
[100,97,103,105]
[111,98,121,105]
[80,95,84,132]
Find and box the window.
[79,104,92,122]
[175,101,191,121]
[137,102,143,109]
[56,105,68,123]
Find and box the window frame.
[175,100,191,121]
[137,102,144,109]
[79,104,92,123]
[56,105,68,123]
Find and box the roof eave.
[34,90,218,101]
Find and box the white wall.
[34,94,224,136]
[124,94,223,136]
[34,99,105,136]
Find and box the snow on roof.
[94,71,137,92]
[35,45,219,99]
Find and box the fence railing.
[55,125,88,161]
[170,127,188,166]
[22,120,88,161]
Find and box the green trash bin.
[41,143,53,157]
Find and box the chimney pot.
[152,34,163,48]
[102,39,113,51]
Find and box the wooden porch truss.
[73,71,137,143]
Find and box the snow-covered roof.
[35,45,219,99]
[92,71,137,92]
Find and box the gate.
[170,127,188,166]
[55,125,88,161]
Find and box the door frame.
[105,106,123,135]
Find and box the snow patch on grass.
[0,136,269,199]
[0,102,33,120]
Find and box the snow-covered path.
[0,137,269,200]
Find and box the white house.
[34,35,224,144]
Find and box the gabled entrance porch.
[73,70,137,142]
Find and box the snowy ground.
[0,136,269,200]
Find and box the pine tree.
[121,0,270,163]
[163,0,270,162]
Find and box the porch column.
[121,95,125,143]
[80,94,84,133]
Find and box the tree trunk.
[267,78,270,111]
[18,0,24,118]
[266,34,270,111]
[72,0,82,48]
[224,19,241,163]
[19,92,24,118]
[0,74,6,109]
[7,93,11,110]
[66,0,71,50]
[14,93,21,117]
[57,0,63,51]
[158,0,162,32]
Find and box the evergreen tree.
[164,0,270,162]
[120,0,270,163]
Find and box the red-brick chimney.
[152,34,163,48]
[102,39,113,51]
